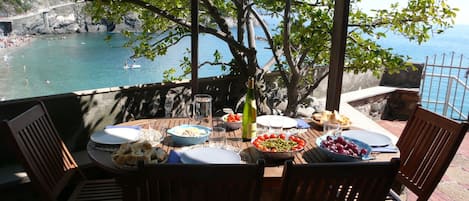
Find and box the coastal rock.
[297,105,316,118]
[7,2,142,35]
[65,23,80,33]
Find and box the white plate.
[256,115,298,128]
[180,147,241,164]
[341,130,393,147]
[90,127,141,144]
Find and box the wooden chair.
[119,160,265,201]
[391,105,469,201]
[279,158,400,201]
[0,102,122,201]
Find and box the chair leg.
[387,189,402,201]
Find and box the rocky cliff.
[2,0,141,35]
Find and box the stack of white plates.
[90,126,141,144]
[180,147,241,164]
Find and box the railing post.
[443,78,453,117]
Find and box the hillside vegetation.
[0,0,32,16]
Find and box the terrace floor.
[377,120,469,201]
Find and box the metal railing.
[420,53,469,121]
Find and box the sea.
[1,24,468,119]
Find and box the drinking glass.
[193,94,212,127]
[323,121,342,137]
[210,126,226,148]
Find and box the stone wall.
[348,89,420,121]
[311,70,381,98]
[382,89,420,120]
[380,63,424,88]
[348,93,390,121]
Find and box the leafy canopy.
[85,0,458,114]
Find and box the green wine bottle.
[242,77,257,141]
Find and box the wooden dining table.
[87,117,400,179]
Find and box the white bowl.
[221,113,242,130]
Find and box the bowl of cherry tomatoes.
[222,113,242,130]
[252,133,306,160]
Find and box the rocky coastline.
[2,1,257,36]
[1,2,141,36]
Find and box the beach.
[0,34,34,65]
[0,34,35,101]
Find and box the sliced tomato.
[257,135,265,141]
[262,134,270,139]
[269,133,277,139]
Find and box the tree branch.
[150,33,190,48]
[249,7,287,81]
[87,0,250,52]
[283,0,298,81]
[260,49,283,71]
[235,0,245,45]
[199,61,234,68]
[246,6,256,51]
[348,19,413,27]
[298,70,329,103]
[201,0,231,35]
[297,48,310,70]
[292,0,324,7]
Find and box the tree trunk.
[285,73,300,117]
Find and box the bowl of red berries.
[252,133,306,160]
[222,113,242,130]
[316,134,372,161]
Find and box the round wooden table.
[87,117,400,177]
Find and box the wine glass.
[323,121,342,137]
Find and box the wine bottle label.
[250,100,257,109]
[246,123,257,139]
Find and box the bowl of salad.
[222,113,242,130]
[252,133,306,160]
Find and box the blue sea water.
[1,24,468,119]
[378,25,469,64]
[0,32,269,100]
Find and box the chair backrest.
[0,102,79,201]
[396,105,468,201]
[119,160,265,201]
[279,158,400,201]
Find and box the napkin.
[371,145,399,153]
[105,125,141,130]
[296,119,311,129]
[167,150,182,164]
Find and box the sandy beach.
[0,35,35,101]
[0,35,34,66]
